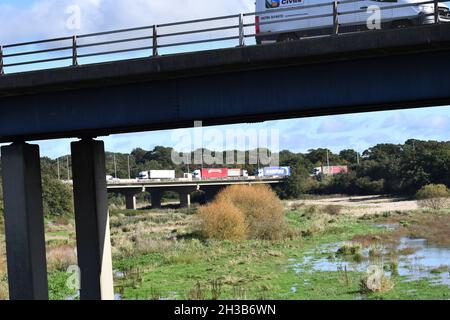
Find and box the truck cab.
[193,170,202,180]
[138,171,149,180]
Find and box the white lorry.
[138,170,176,180]
[256,0,450,43]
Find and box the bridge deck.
[1,24,450,142]
[105,177,284,189]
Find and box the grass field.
[1,197,450,300]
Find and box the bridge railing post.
[0,45,4,75]
[152,25,159,56]
[238,14,245,47]
[434,0,439,24]
[333,1,339,35]
[72,35,78,66]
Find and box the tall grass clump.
[198,201,247,240]
[0,245,8,300]
[0,246,5,277]
[416,184,450,210]
[46,245,77,272]
[198,185,286,240]
[360,266,394,294]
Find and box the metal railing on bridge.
[0,0,446,75]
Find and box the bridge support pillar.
[71,138,114,300]
[122,188,145,210]
[179,192,191,208]
[125,194,137,210]
[151,190,163,209]
[1,143,48,300]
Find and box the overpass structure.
[1,20,450,300]
[106,178,285,210]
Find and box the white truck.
[227,168,249,178]
[256,0,450,43]
[138,170,176,180]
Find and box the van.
[255,0,450,43]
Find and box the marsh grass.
[337,243,362,256]
[0,244,7,300]
[36,200,450,300]
[46,245,77,272]
[187,282,206,300]
[324,205,343,216]
[210,279,223,300]
[0,278,8,300]
[430,265,450,275]
[360,268,395,294]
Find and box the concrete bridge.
[105,177,285,210]
[1,23,450,300]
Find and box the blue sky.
[1,1,449,158]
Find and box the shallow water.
[291,236,450,286]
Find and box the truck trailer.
[193,168,228,179]
[258,166,291,177]
[138,170,176,180]
[313,166,348,176]
[193,168,249,179]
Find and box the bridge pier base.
[124,189,144,210]
[1,143,48,300]
[125,194,136,210]
[179,192,191,208]
[151,190,163,209]
[71,138,114,300]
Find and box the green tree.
[42,175,73,217]
[339,149,359,165]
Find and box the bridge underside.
[1,24,450,142]
[1,24,450,300]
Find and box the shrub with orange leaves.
[198,185,286,240]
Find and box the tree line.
[0,139,449,217]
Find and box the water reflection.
[291,237,450,286]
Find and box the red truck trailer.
[313,166,348,176]
[201,168,229,179]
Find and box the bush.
[214,185,286,240]
[197,185,286,240]
[198,201,247,240]
[416,184,450,210]
[42,176,73,217]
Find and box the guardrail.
[0,0,445,75]
[61,176,286,185]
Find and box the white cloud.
[0,0,254,44]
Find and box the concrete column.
[121,188,144,210]
[71,139,114,300]
[179,192,191,208]
[1,143,48,300]
[125,193,137,210]
[151,190,162,209]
